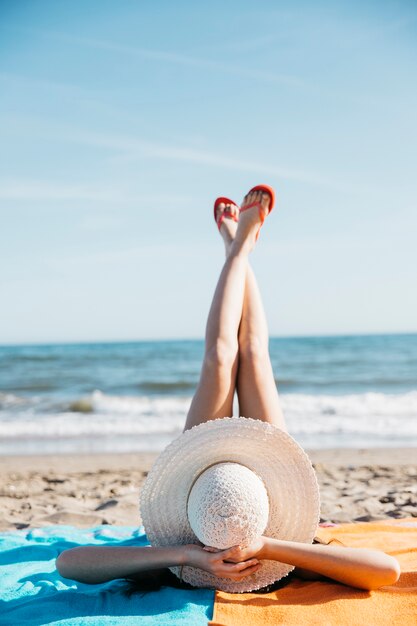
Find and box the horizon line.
[1,329,416,349]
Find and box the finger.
[225,559,259,572]
[236,559,259,571]
[222,547,245,563]
[236,564,261,579]
[220,545,241,560]
[229,546,250,561]
[223,564,262,581]
[215,560,256,577]
[203,546,219,552]
[240,562,262,575]
[223,556,241,564]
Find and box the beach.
[2,335,417,458]
[1,336,416,532]
[1,448,416,532]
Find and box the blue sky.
[1,0,416,344]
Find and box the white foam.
[1,390,417,453]
[282,391,417,436]
[0,392,30,409]
[90,389,189,417]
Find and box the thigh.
[183,355,238,432]
[237,355,287,431]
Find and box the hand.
[184,544,261,582]
[203,536,268,563]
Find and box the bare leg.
[224,192,286,431]
[183,199,262,431]
[215,256,286,430]
[237,266,286,430]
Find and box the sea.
[0,334,416,455]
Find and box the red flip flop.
[239,184,275,240]
[213,197,239,231]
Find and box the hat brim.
[140,417,320,593]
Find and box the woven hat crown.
[187,462,269,549]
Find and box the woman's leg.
[236,265,287,430]
[235,193,287,430]
[183,198,263,431]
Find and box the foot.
[215,202,239,256]
[233,190,271,251]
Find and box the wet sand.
[0,449,416,531]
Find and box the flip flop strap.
[240,201,268,224]
[240,201,262,213]
[216,209,239,230]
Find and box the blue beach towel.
[0,525,214,625]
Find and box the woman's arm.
[214,537,400,590]
[56,544,260,584]
[56,545,185,584]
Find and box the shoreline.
[1,447,417,470]
[1,448,416,531]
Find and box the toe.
[216,202,225,219]
[261,192,271,213]
[244,191,255,206]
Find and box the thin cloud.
[209,35,277,55]
[60,128,341,189]
[0,178,193,205]
[1,25,303,88]
[0,113,349,190]
[0,181,116,201]
[0,70,90,96]
[73,35,303,87]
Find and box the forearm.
[262,538,400,590]
[56,545,186,584]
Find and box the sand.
[0,449,416,531]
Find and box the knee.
[239,335,268,366]
[56,550,72,579]
[205,340,238,372]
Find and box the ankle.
[231,231,256,256]
[228,238,251,259]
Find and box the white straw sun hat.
[140,416,320,593]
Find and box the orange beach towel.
[210,518,417,626]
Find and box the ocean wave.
[0,412,186,438]
[2,382,59,393]
[281,391,417,419]
[136,381,196,392]
[281,391,417,439]
[87,390,192,415]
[0,392,30,409]
[1,391,416,448]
